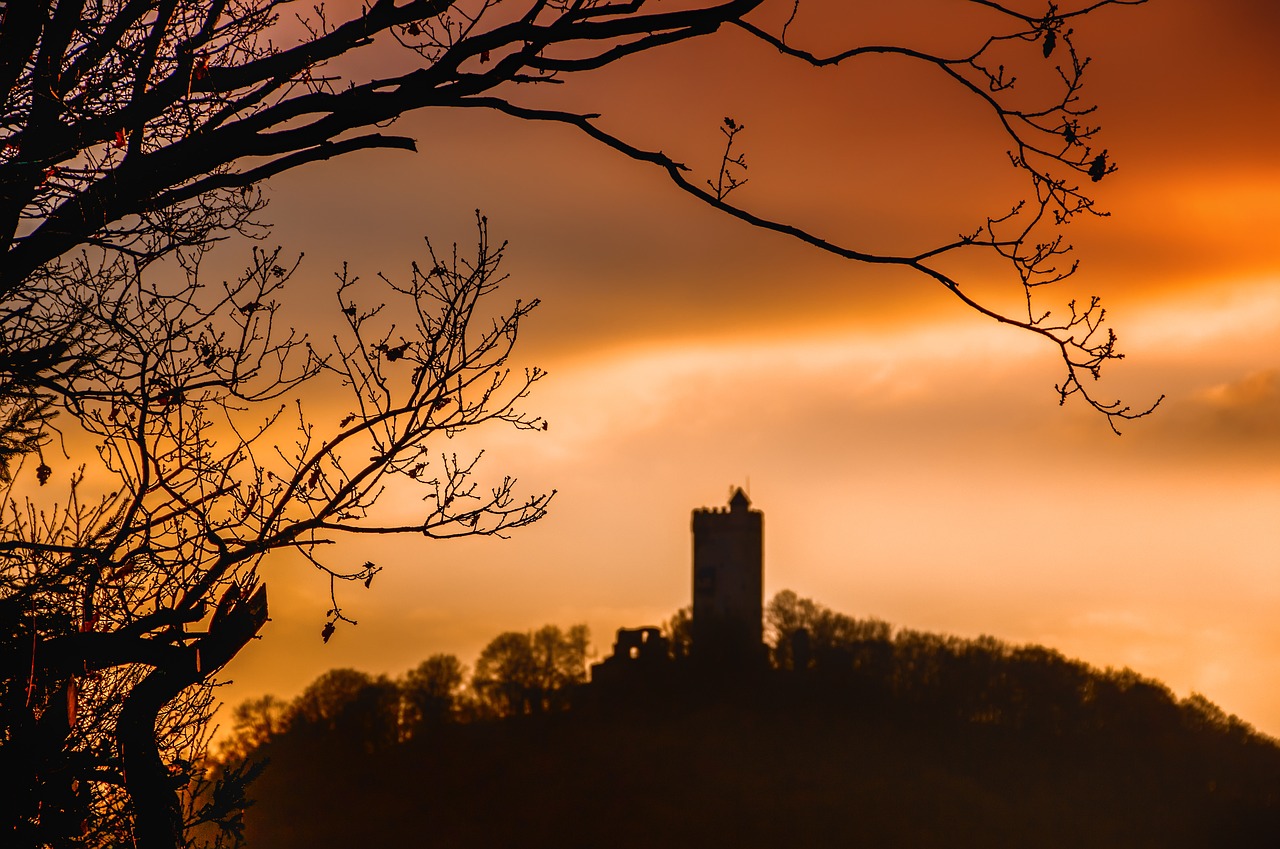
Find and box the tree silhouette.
[286,668,402,751]
[2,0,1153,427]
[401,653,468,734]
[662,605,693,661]
[0,221,550,847]
[765,589,891,672]
[217,695,288,764]
[472,624,590,717]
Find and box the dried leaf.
[1088,151,1108,182]
[157,387,184,408]
[321,621,335,643]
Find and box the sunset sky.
[208,0,1280,737]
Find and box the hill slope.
[240,684,1280,848]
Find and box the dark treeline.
[762,590,1269,742]
[212,593,1280,848]
[216,623,591,764]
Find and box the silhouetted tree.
[1085,666,1181,740]
[3,1,1155,439]
[287,668,401,751]
[765,589,890,672]
[401,654,468,734]
[0,222,549,848]
[472,624,590,717]
[473,632,540,718]
[662,605,693,661]
[532,623,592,711]
[217,695,289,764]
[1000,644,1089,734]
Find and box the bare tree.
[1,0,1152,426]
[0,218,549,847]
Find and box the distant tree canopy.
[287,669,402,750]
[472,624,592,717]
[763,590,1255,741]
[216,621,592,764]
[218,696,288,765]
[662,606,693,661]
[766,588,892,672]
[220,597,1272,768]
[220,600,1280,849]
[402,654,469,733]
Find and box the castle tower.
[691,487,763,668]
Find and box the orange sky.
[204,0,1280,737]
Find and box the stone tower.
[691,487,763,668]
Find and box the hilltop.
[218,600,1280,848]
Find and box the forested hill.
[217,595,1280,848]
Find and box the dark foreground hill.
[239,680,1280,849]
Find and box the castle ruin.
[592,487,764,684]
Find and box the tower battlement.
[590,487,765,691]
[691,487,763,668]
